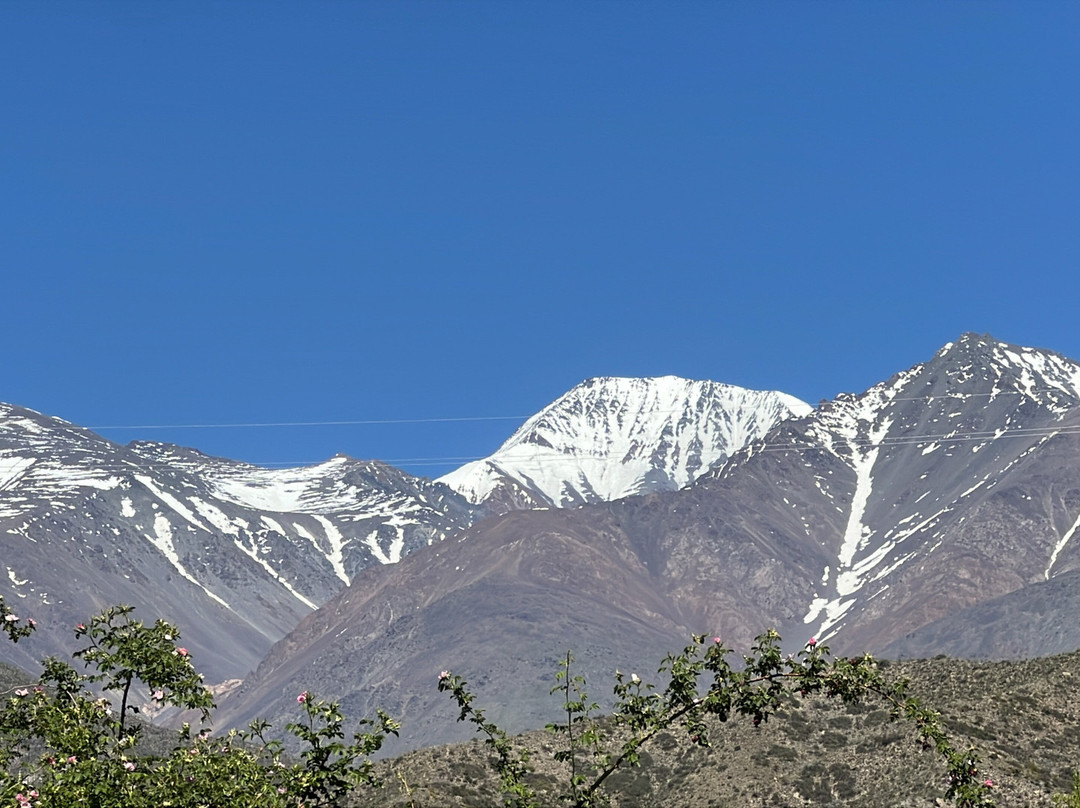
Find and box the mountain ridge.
[0,403,475,680]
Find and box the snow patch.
[1046,511,1080,579]
[313,516,349,583]
[145,514,230,608]
[0,456,36,492]
[230,538,317,609]
[7,568,28,587]
[135,475,210,533]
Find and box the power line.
[11,421,1080,473]
[751,424,1080,453]
[82,387,1078,432]
[87,415,531,430]
[8,384,1076,474]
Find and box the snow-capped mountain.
[710,333,1080,649]
[11,333,1080,754]
[0,375,810,685]
[0,405,474,680]
[438,376,811,509]
[218,334,1080,753]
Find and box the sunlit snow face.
[438,376,810,507]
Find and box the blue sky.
[3,2,1080,475]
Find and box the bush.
[439,631,998,808]
[0,596,396,807]
[2,595,1004,808]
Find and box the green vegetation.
[439,631,995,807]
[3,593,1080,807]
[1,596,396,807]
[1054,772,1080,808]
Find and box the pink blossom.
[175,647,188,657]
[67,756,77,764]
[713,636,721,644]
[27,618,35,628]
[438,670,450,681]
[76,623,85,631]
[123,761,136,771]
[808,637,817,647]
[4,614,17,622]
[153,690,164,701]
[297,692,308,704]
[984,779,994,787]
[14,688,28,697]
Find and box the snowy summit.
[439,376,811,508]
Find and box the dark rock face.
[0,404,474,681]
[218,334,1080,752]
[881,568,1080,659]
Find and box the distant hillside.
[349,650,1080,807]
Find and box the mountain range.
[0,375,797,684]
[4,333,1080,756]
[0,410,473,680]
[213,334,1080,752]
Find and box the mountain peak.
[439,376,810,508]
[928,334,1080,414]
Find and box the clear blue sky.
[3,2,1080,475]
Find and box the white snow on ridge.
[803,336,1080,641]
[0,456,36,492]
[209,457,355,512]
[834,417,892,597]
[146,514,230,608]
[1046,511,1080,580]
[439,376,811,507]
[31,467,122,491]
[135,475,210,533]
[804,369,919,639]
[313,515,350,583]
[999,346,1080,410]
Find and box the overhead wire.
[10,421,1080,472]
[87,415,530,430]
[81,387,1080,431]
[7,385,1078,471]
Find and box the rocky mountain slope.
[0,406,474,680]
[216,334,1080,752]
[438,376,811,509]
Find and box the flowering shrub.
[0,601,34,645]
[0,596,396,808]
[440,630,998,808]
[1,595,1043,807]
